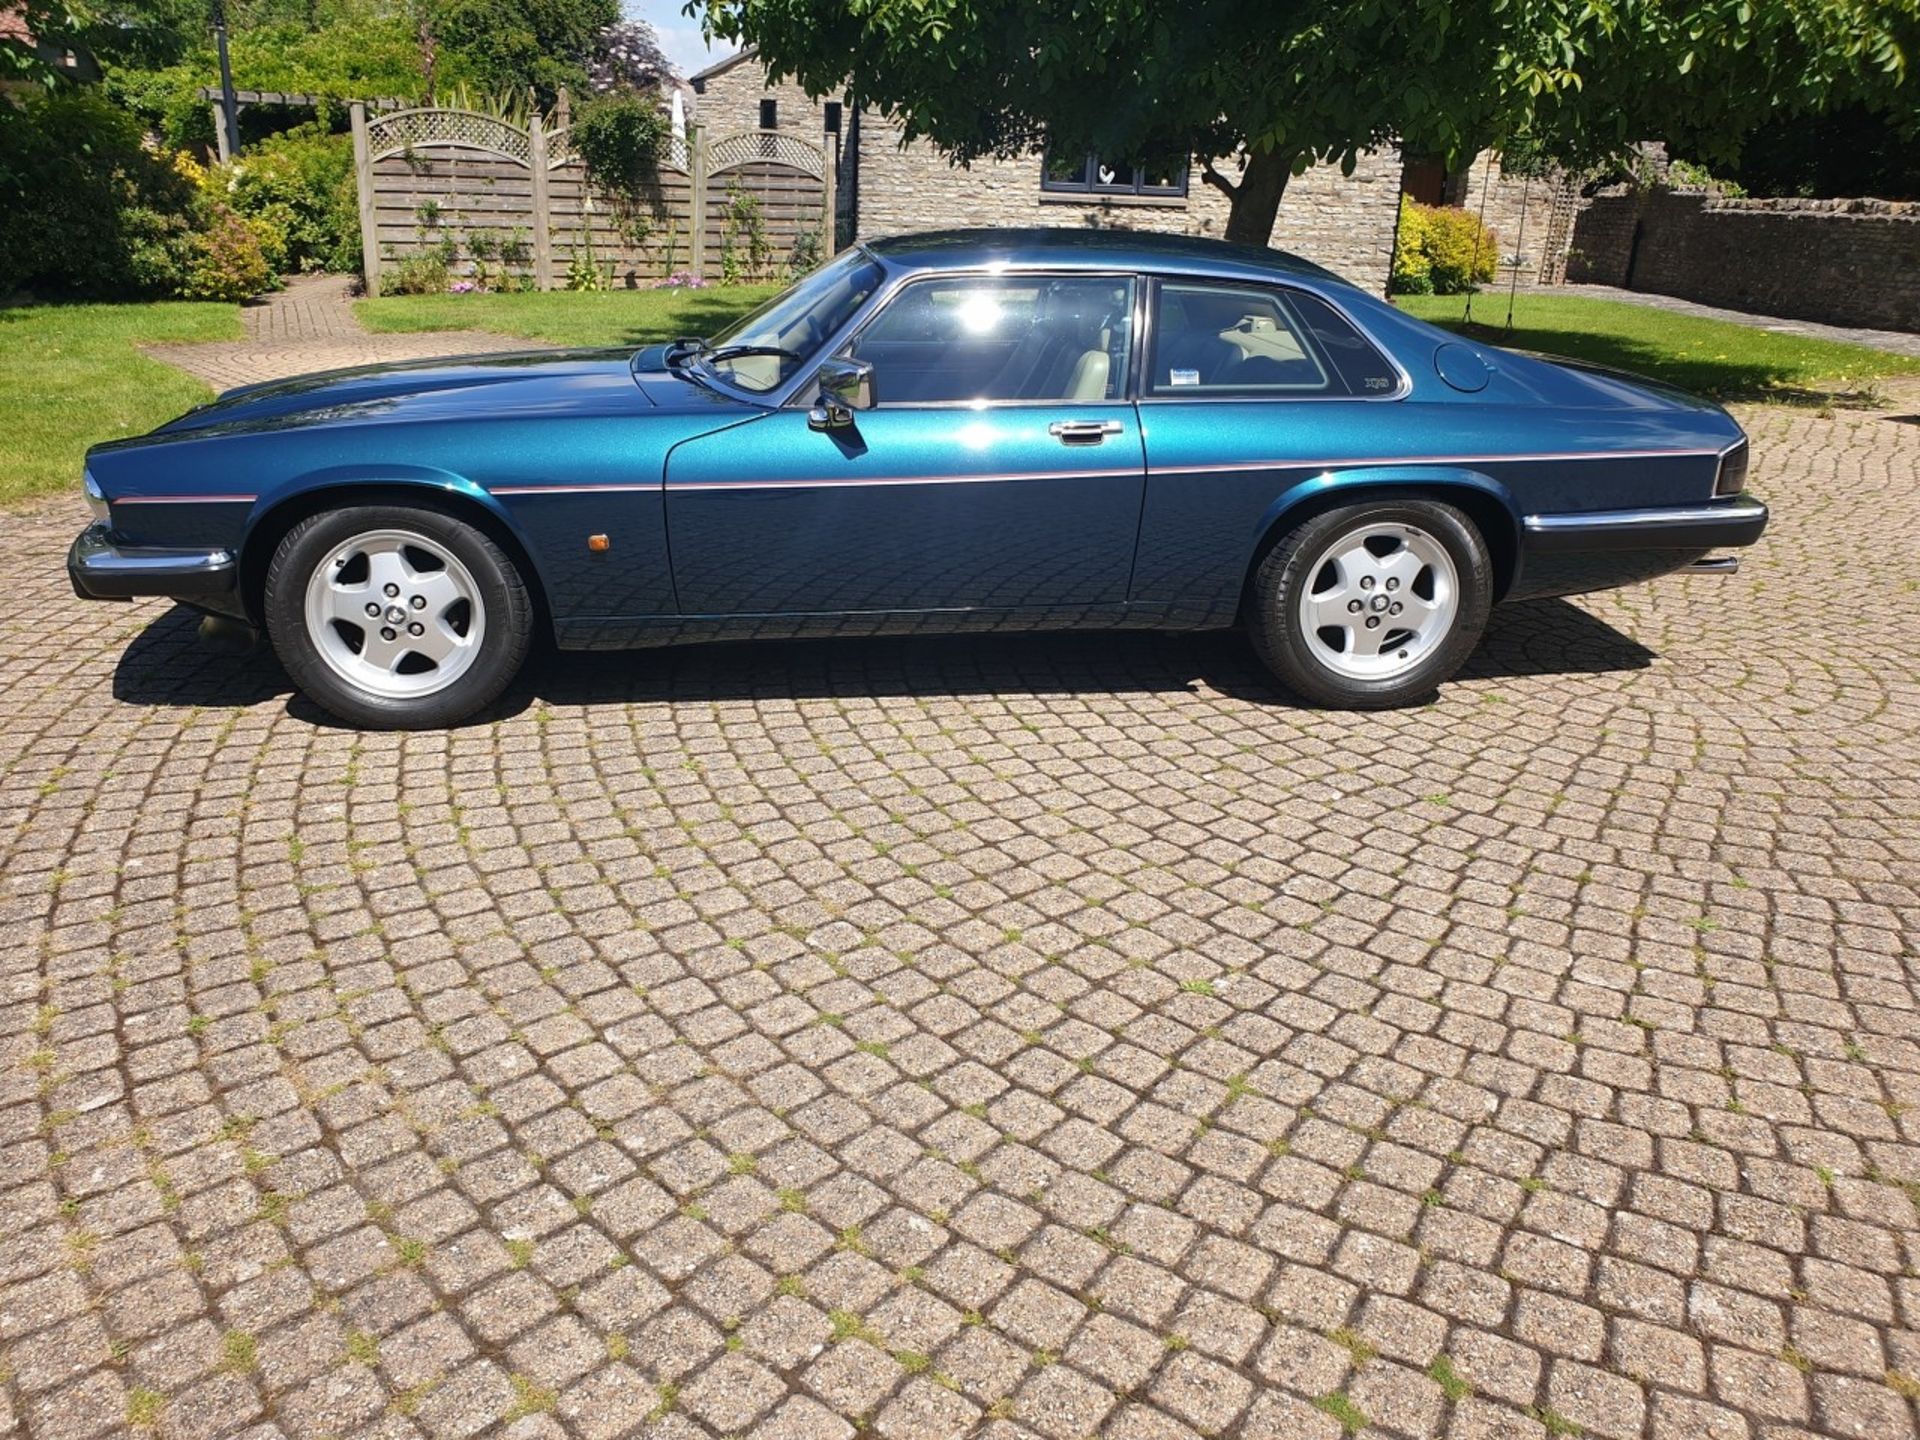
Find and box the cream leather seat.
[1065,347,1111,400]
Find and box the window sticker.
[1169,368,1201,386]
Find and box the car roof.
[861,228,1350,288]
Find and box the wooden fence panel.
[353,108,832,292]
[702,162,827,282]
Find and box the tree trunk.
[1222,148,1296,247]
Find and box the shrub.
[0,89,198,298]
[571,92,668,199]
[382,250,454,296]
[180,205,274,301]
[1391,197,1496,295]
[1389,198,1433,294]
[217,125,360,274]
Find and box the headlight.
[83,469,109,522]
[1714,439,1749,497]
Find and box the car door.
[663,272,1145,617]
[1130,277,1412,625]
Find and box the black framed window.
[1146,280,1403,399]
[845,274,1136,405]
[759,99,778,129]
[1042,151,1188,198]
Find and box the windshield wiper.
[663,336,708,367]
[703,344,804,365]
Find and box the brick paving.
[2,374,1918,1439]
[144,275,547,392]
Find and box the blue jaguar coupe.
[69,228,1764,729]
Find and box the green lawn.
[1397,292,1920,401]
[0,302,240,508]
[357,285,783,349]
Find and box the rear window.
[1147,280,1400,399]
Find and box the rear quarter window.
[1285,290,1404,397]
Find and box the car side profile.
[69,228,1765,729]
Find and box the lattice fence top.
[544,128,691,174]
[707,129,824,179]
[366,108,533,167]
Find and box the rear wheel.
[1249,499,1492,708]
[264,503,532,729]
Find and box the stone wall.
[1567,190,1920,332]
[1446,152,1577,284]
[692,54,835,142]
[693,53,1401,295]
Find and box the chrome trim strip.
[494,483,662,496]
[665,467,1131,494]
[1157,447,1720,478]
[115,493,257,505]
[1523,498,1768,532]
[81,546,236,574]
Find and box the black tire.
[263,502,533,729]
[1248,498,1492,709]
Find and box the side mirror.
[808,357,874,431]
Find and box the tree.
[589,19,675,94]
[3,0,204,86]
[427,0,620,102]
[693,0,1915,246]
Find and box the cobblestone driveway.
[2,387,1917,1440]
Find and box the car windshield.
[699,249,885,394]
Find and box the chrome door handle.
[1048,420,1123,445]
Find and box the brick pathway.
[2,386,1918,1440]
[144,275,548,392]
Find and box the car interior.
[1151,284,1330,393]
[847,277,1135,404]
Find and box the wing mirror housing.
[808,357,874,431]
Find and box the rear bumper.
[1510,495,1767,601]
[68,522,237,602]
[1521,496,1768,553]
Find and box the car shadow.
[113,598,1653,726]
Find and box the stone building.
[689,49,1403,296]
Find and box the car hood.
[149,346,755,438]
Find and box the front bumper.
[68,522,237,602]
[1521,495,1769,554]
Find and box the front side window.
[1043,151,1188,198]
[845,274,1135,405]
[701,247,884,393]
[1147,282,1402,399]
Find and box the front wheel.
[264,503,533,729]
[1248,499,1492,709]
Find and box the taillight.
[1715,440,1749,497]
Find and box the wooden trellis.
[350,101,834,295]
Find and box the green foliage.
[699,0,1917,243]
[0,88,200,298]
[1663,158,1747,197]
[566,246,611,290]
[571,92,669,198]
[215,124,360,273]
[719,180,771,284]
[3,0,200,88]
[1392,198,1497,295]
[787,228,824,280]
[383,249,454,296]
[180,204,274,301]
[429,0,620,103]
[107,0,440,149]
